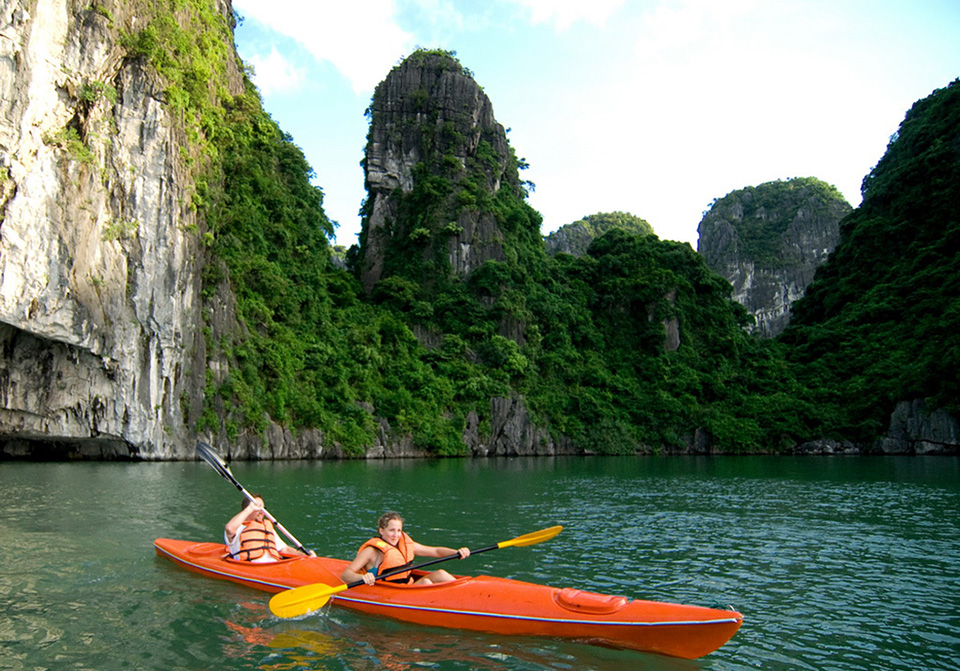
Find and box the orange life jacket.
[360,532,415,582]
[233,518,282,561]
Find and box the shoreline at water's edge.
[3,398,957,461]
[205,395,958,461]
[1,440,958,461]
[6,392,960,461]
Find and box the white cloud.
[246,47,305,96]
[233,0,414,94]
[503,0,626,30]
[231,0,960,247]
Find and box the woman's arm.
[224,501,260,539]
[340,546,380,584]
[411,541,471,560]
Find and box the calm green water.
[1,455,958,670]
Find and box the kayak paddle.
[195,442,313,556]
[269,525,563,618]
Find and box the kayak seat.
[555,587,628,614]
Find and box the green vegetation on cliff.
[136,8,958,455]
[781,79,960,441]
[522,230,815,452]
[545,211,654,257]
[343,51,815,453]
[120,0,234,155]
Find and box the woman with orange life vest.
[341,512,470,585]
[224,494,316,562]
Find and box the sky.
[231,0,960,249]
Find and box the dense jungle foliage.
[346,49,821,453]
[780,78,960,443]
[133,4,958,454]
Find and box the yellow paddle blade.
[497,525,563,549]
[269,581,347,619]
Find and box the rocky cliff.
[697,178,851,337]
[780,80,960,455]
[357,50,520,295]
[0,17,578,461]
[544,211,654,257]
[0,0,241,459]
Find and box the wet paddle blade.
[497,525,563,549]
[196,442,233,481]
[269,582,346,618]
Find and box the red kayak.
[154,538,742,659]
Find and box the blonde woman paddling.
[341,512,470,585]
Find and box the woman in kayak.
[341,512,470,585]
[225,494,315,562]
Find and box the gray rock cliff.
[358,50,514,294]
[697,178,851,337]
[0,0,241,459]
[878,399,960,455]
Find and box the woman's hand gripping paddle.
[195,442,313,556]
[268,525,563,618]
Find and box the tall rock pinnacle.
[357,49,525,294]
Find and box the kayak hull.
[154,538,742,659]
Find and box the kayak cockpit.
[181,541,307,566]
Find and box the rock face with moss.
[0,0,241,459]
[544,211,654,257]
[357,50,524,294]
[697,178,851,337]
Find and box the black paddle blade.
[196,442,234,482]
